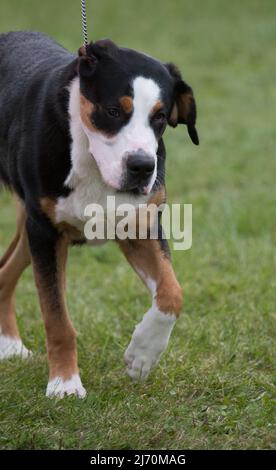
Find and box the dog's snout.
[127,151,155,178]
[125,150,155,193]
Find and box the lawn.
[0,0,275,450]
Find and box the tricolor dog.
[0,32,199,398]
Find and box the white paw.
[125,306,176,381]
[0,335,32,360]
[125,339,162,381]
[46,374,87,399]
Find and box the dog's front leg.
[26,217,86,398]
[119,238,182,381]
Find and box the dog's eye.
[153,112,166,124]
[106,107,120,118]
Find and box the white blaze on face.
[81,77,161,191]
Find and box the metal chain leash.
[81,0,89,48]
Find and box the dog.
[0,32,199,398]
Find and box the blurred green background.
[0,0,275,450]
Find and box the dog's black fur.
[0,33,76,199]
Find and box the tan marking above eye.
[150,100,165,117]
[119,96,133,114]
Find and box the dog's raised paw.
[46,374,87,399]
[124,340,161,381]
[0,335,32,360]
[124,308,176,381]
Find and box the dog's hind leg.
[0,233,20,269]
[0,198,25,269]
[0,201,32,359]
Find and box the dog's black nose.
[126,150,155,192]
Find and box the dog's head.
[78,39,199,194]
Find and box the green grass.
[0,0,275,450]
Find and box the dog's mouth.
[116,172,152,196]
[90,154,153,196]
[117,185,150,196]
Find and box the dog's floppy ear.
[90,38,119,59]
[165,63,199,145]
[78,39,119,79]
[78,42,98,78]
